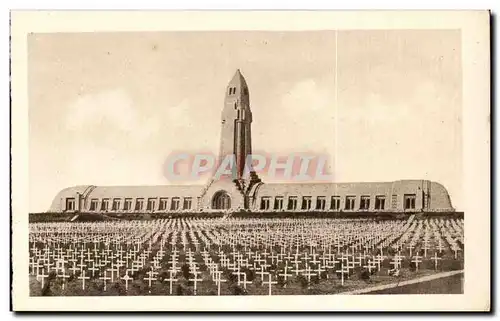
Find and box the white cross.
[412,255,423,271]
[78,269,90,290]
[29,257,37,275]
[59,268,70,290]
[336,262,349,286]
[189,272,203,295]
[239,272,252,289]
[303,265,317,288]
[256,266,268,280]
[422,242,431,258]
[232,268,242,286]
[363,259,376,274]
[390,256,401,270]
[168,255,179,267]
[163,270,178,295]
[315,263,325,278]
[431,252,442,270]
[407,243,415,257]
[213,270,226,296]
[302,251,310,263]
[268,253,278,265]
[263,273,277,296]
[30,242,38,253]
[121,271,133,291]
[374,254,385,270]
[355,253,364,266]
[260,261,271,271]
[99,270,112,291]
[278,262,293,287]
[319,253,329,266]
[37,269,49,289]
[88,262,99,277]
[55,258,66,274]
[436,241,446,253]
[310,251,320,265]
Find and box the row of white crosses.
[29,217,464,295]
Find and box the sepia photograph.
[11,10,490,311]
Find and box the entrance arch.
[212,190,231,210]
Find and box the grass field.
[29,216,464,296]
[365,272,463,294]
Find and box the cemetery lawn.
[30,267,462,296]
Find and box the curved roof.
[47,180,453,212]
[48,185,92,212]
[87,185,204,199]
[255,180,424,196]
[428,181,454,210]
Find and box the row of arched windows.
[65,196,194,212]
[257,194,417,211]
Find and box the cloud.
[281,79,334,115]
[66,89,134,131]
[256,77,462,210]
[253,78,336,153]
[42,90,201,205]
[65,89,161,144]
[164,99,193,128]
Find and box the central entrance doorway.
[212,190,231,210]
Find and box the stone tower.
[218,69,260,192]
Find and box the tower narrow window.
[260,197,270,210]
[316,196,326,210]
[330,196,340,210]
[274,196,283,210]
[135,198,144,211]
[375,196,386,210]
[360,196,370,211]
[123,198,132,211]
[345,196,355,210]
[66,198,76,211]
[101,198,110,211]
[404,194,416,210]
[89,199,99,211]
[147,198,156,211]
[287,196,298,210]
[159,198,168,211]
[112,198,121,211]
[301,196,312,210]
[171,197,180,211]
[183,197,192,210]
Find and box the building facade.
[48,70,455,214]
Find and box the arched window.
[212,190,231,210]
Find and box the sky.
[28,30,462,212]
